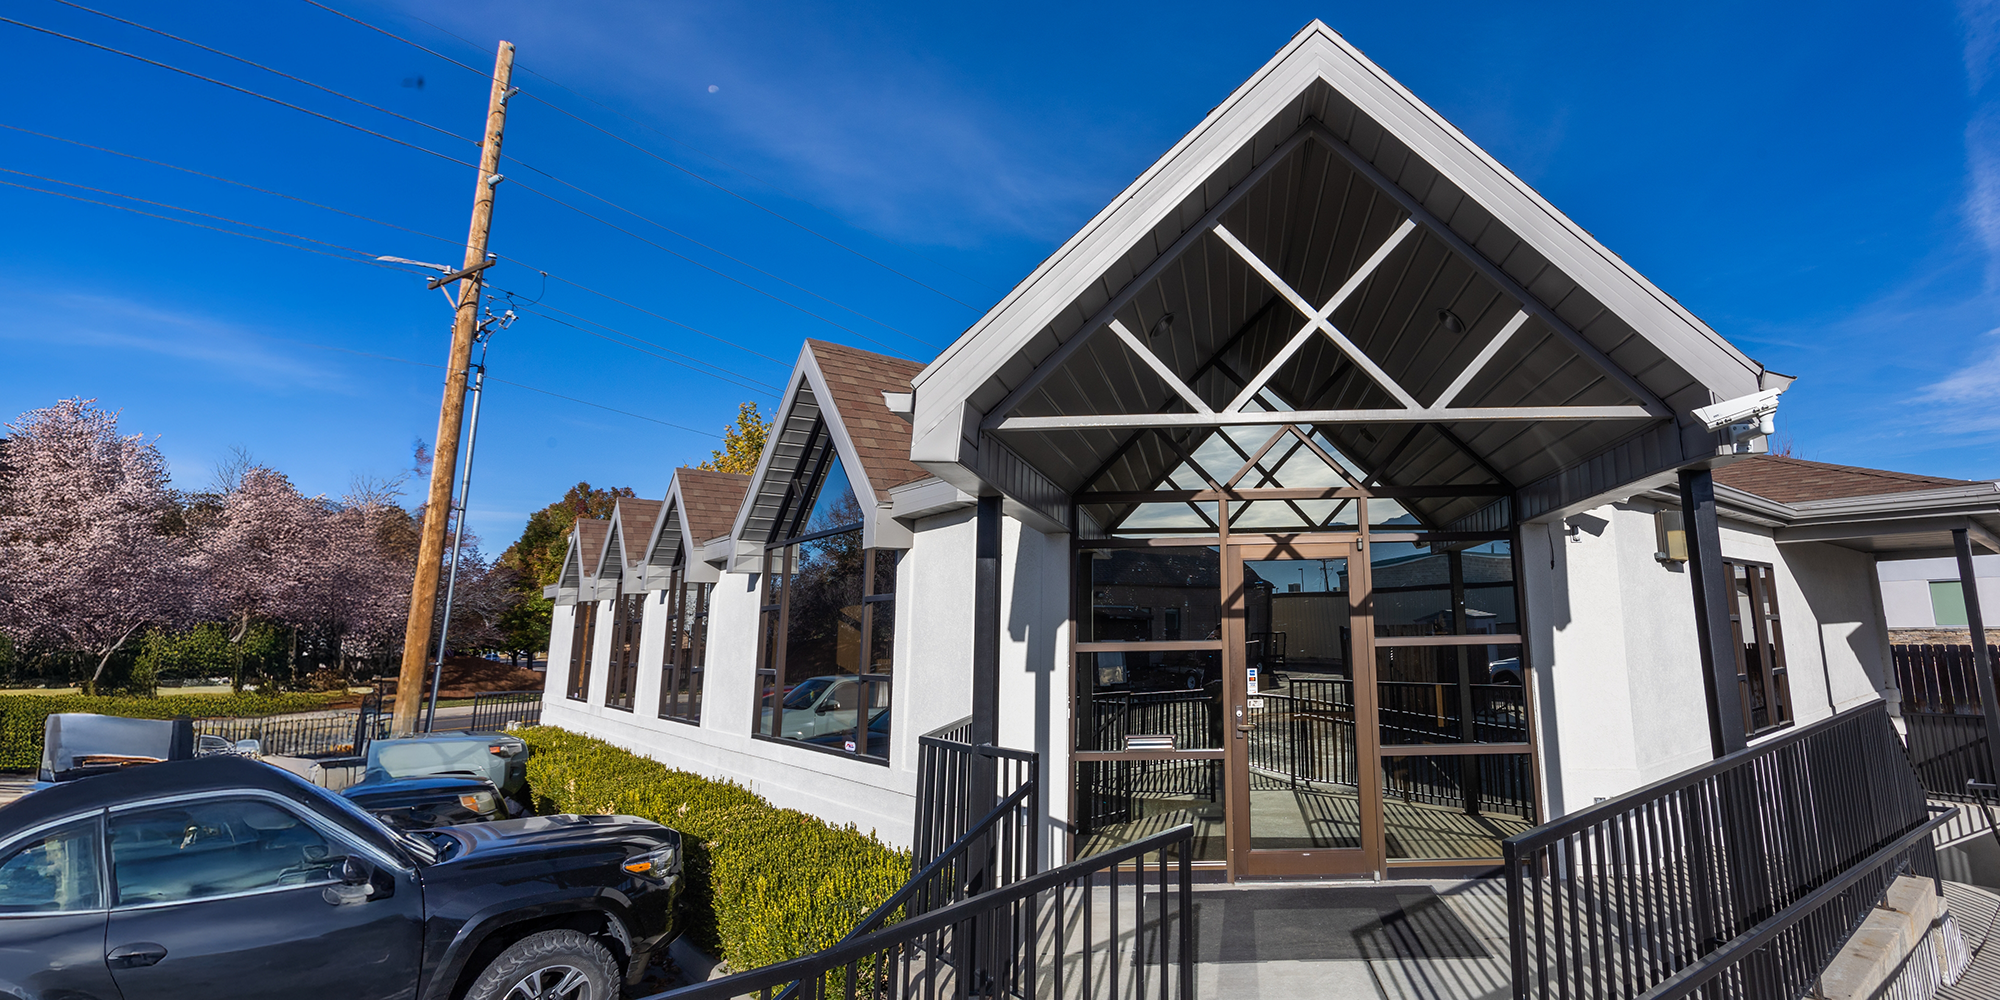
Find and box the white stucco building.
[537,22,2000,882]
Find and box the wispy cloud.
[1924,327,2000,435]
[404,0,1121,247]
[1963,0,2000,93]
[0,288,331,387]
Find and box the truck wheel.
[466,929,619,1000]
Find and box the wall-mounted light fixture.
[1655,509,1688,563]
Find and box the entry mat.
[1194,885,1489,963]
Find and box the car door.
[103,794,424,1000]
[0,814,121,1000]
[807,678,860,739]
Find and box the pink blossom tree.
[0,399,194,690]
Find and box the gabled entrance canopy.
[910,20,1789,530]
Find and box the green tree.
[496,483,633,658]
[697,402,772,475]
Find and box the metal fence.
[1502,702,1951,1000]
[194,697,386,759]
[642,824,1195,1000]
[459,690,543,732]
[1894,643,1997,801]
[912,731,1041,883]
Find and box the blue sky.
[3,1,1995,552]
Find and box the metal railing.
[194,696,386,758]
[912,733,1040,879]
[1503,702,1951,1000]
[641,824,1196,1000]
[459,690,543,732]
[1894,643,1997,801]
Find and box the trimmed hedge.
[516,726,909,972]
[0,691,342,770]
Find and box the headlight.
[459,792,499,814]
[622,843,679,881]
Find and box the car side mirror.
[815,701,833,714]
[339,856,372,886]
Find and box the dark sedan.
[0,755,683,1000]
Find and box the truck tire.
[465,929,619,1000]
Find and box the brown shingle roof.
[573,518,610,578]
[675,468,750,542]
[1713,455,1981,505]
[808,340,930,496]
[613,498,664,569]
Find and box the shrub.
[516,726,909,971]
[0,691,342,770]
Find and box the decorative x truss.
[983,125,1674,435]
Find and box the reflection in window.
[1075,759,1225,862]
[1377,643,1527,745]
[1725,560,1792,735]
[1079,547,1221,643]
[1381,754,1536,860]
[752,448,898,760]
[605,590,644,711]
[565,602,596,702]
[1371,539,1516,638]
[658,555,711,725]
[0,818,100,913]
[1076,651,1222,751]
[111,798,335,904]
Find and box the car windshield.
[781,678,833,711]
[370,739,491,779]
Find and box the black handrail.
[641,823,1196,1000]
[1503,702,1940,1000]
[840,781,1037,941]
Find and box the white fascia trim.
[888,476,975,523]
[909,20,1766,466]
[1788,481,2000,518]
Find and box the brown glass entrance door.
[1225,540,1379,877]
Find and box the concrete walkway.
[1192,878,1510,1000]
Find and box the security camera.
[1690,387,1784,443]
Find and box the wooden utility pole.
[392,40,516,734]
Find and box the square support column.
[1952,528,2000,790]
[1680,469,1748,758]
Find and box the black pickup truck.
[0,755,683,1000]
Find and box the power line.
[0,15,475,170]
[510,92,986,311]
[4,121,796,378]
[2,122,474,254]
[509,297,781,390]
[295,0,1000,304]
[281,339,726,437]
[295,0,489,78]
[509,304,782,399]
[505,168,922,359]
[1,169,787,397]
[505,154,937,350]
[0,166,386,260]
[44,0,477,148]
[0,176,415,272]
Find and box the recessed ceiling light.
[1436,309,1465,334]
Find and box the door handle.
[107,942,168,969]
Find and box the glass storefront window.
[1074,759,1225,862]
[1078,547,1220,643]
[1075,650,1222,751]
[1381,753,1536,860]
[752,450,899,761]
[1370,539,1516,637]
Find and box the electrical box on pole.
[392,40,515,735]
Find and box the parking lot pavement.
[0,772,38,808]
